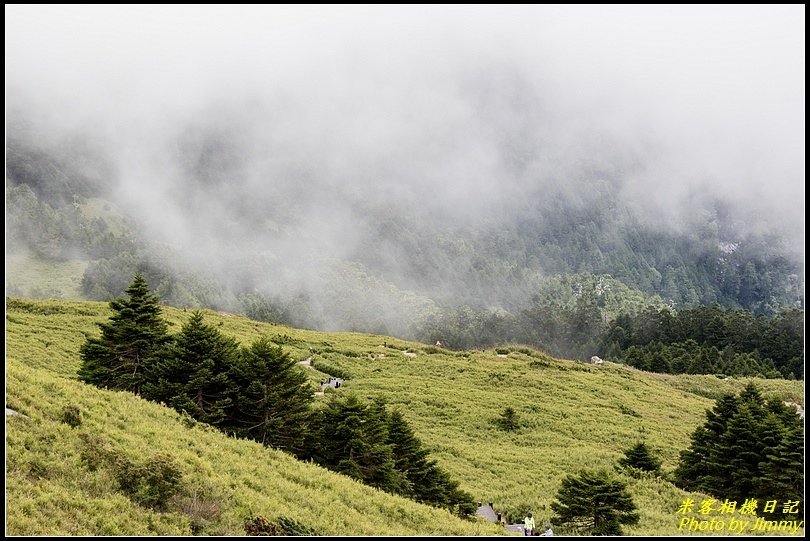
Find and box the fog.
[5,5,805,329]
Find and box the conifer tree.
[688,348,715,374]
[618,441,661,474]
[433,468,477,518]
[674,394,738,490]
[78,273,170,394]
[709,404,764,501]
[551,470,639,535]
[738,382,764,405]
[674,384,804,507]
[386,409,475,515]
[765,399,804,431]
[496,406,520,431]
[307,395,404,493]
[145,311,238,428]
[649,349,671,373]
[386,409,429,499]
[758,424,804,518]
[228,336,312,453]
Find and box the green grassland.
[5,298,804,536]
[5,252,87,300]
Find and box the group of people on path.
[523,513,553,536]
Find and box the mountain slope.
[5,332,500,535]
[6,125,804,343]
[5,298,803,535]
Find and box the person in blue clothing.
[541,523,554,536]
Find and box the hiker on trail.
[541,523,554,536]
[523,512,535,536]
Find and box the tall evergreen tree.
[708,404,764,501]
[674,384,803,507]
[435,469,477,518]
[758,424,804,518]
[765,399,804,431]
[551,470,639,535]
[144,311,239,428]
[228,337,312,453]
[386,409,430,499]
[738,383,765,412]
[306,395,405,493]
[78,273,171,393]
[688,347,717,374]
[385,409,475,515]
[649,348,672,373]
[699,390,763,495]
[674,394,738,490]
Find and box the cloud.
[6,5,805,310]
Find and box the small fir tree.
[496,407,520,431]
[618,441,661,474]
[551,470,639,535]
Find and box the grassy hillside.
[5,298,803,536]
[307,345,802,534]
[5,300,501,536]
[5,251,87,300]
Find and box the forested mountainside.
[7,119,804,379]
[6,122,803,343]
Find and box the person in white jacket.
[523,513,535,536]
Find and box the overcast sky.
[6,5,805,257]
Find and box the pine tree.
[765,399,803,431]
[674,394,738,491]
[738,383,766,420]
[758,424,804,518]
[551,470,639,535]
[674,384,804,508]
[78,273,171,393]
[385,409,472,515]
[699,389,763,496]
[144,311,239,428]
[674,425,711,492]
[496,407,520,431]
[386,410,429,499]
[688,347,717,375]
[618,441,661,474]
[708,404,764,501]
[439,470,478,518]
[307,395,404,493]
[649,349,672,373]
[228,337,312,453]
[623,346,650,371]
